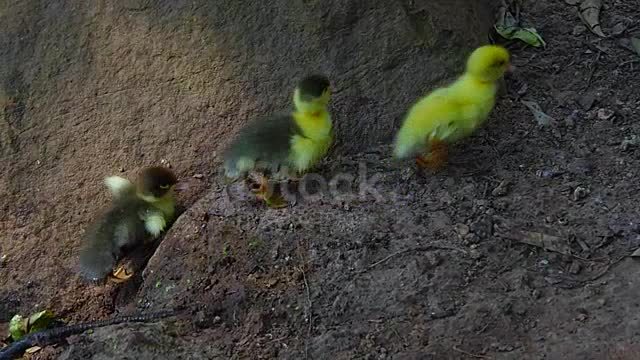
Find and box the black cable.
[0,309,180,360]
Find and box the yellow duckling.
[393,45,513,170]
[78,166,180,283]
[223,74,332,207]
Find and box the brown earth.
[2,0,640,359]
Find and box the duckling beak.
[506,63,515,73]
[174,182,190,193]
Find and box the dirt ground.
[2,0,640,359]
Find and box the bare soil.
[2,0,640,359]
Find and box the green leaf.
[9,314,27,341]
[248,237,261,250]
[27,310,55,333]
[496,25,546,47]
[8,310,56,341]
[494,1,545,47]
[222,243,230,257]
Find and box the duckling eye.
[495,60,505,67]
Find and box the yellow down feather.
[394,45,512,159]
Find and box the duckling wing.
[78,201,147,282]
[394,90,465,158]
[104,176,135,200]
[138,206,167,238]
[394,76,498,160]
[223,114,300,178]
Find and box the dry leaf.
[25,346,42,354]
[579,0,606,37]
[620,135,640,151]
[522,100,555,126]
[8,310,55,341]
[631,38,640,57]
[503,230,574,255]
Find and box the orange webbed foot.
[250,174,287,209]
[416,139,448,172]
[107,265,133,283]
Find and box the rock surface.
[4,0,640,359]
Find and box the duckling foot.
[107,265,133,283]
[251,175,287,209]
[416,140,448,172]
[263,193,287,208]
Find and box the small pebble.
[564,110,581,128]
[160,158,172,168]
[463,233,480,245]
[572,25,587,36]
[610,22,627,36]
[423,252,441,268]
[469,249,483,260]
[620,135,640,151]
[567,158,594,175]
[454,223,470,237]
[498,345,515,352]
[597,108,615,120]
[569,261,582,275]
[578,92,596,110]
[194,311,207,328]
[573,186,589,201]
[532,289,542,299]
[537,169,563,178]
[491,180,509,197]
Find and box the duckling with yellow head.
[223,75,333,207]
[394,45,513,170]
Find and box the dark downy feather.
[78,197,150,282]
[223,114,302,177]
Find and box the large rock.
[0,0,495,315]
[0,0,496,357]
[0,0,496,163]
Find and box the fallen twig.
[584,255,628,282]
[357,245,465,274]
[619,59,640,67]
[502,230,573,256]
[586,51,602,88]
[556,255,630,289]
[453,345,491,359]
[300,267,312,360]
